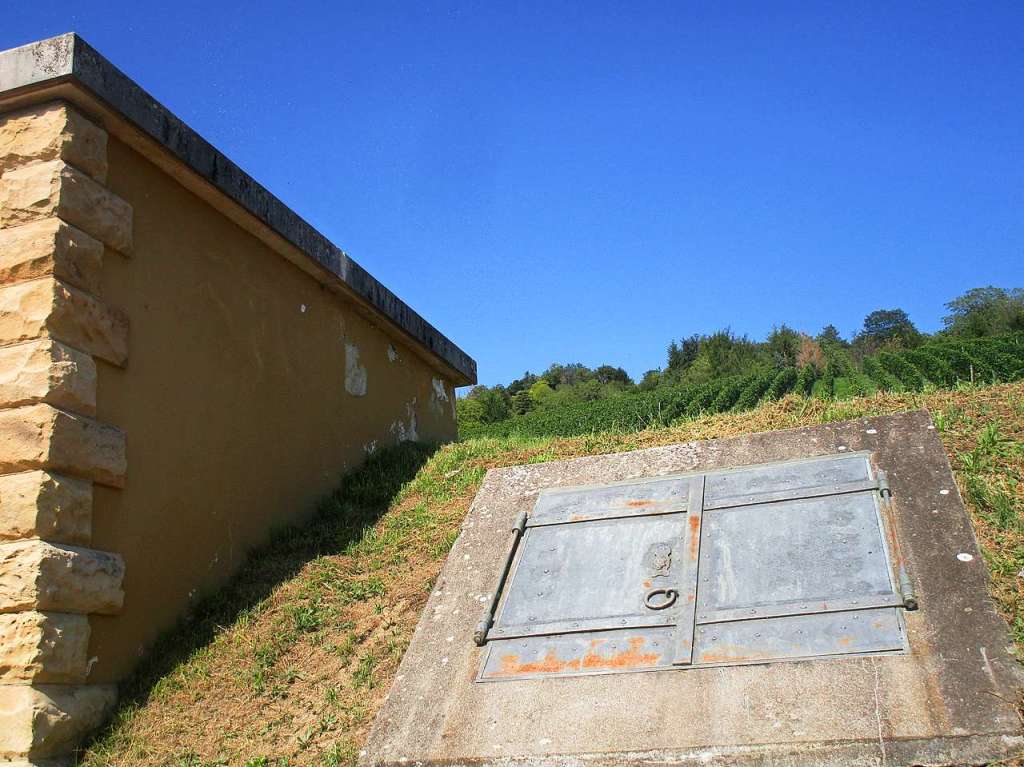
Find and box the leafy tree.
[511,388,535,415]
[855,309,922,350]
[638,369,662,391]
[817,324,847,348]
[456,396,486,432]
[666,335,701,374]
[528,380,555,405]
[765,325,801,368]
[683,330,765,385]
[507,371,538,396]
[475,387,511,423]
[595,365,632,385]
[942,287,1024,338]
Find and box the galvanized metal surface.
[530,475,691,526]
[672,475,705,665]
[697,492,896,614]
[493,514,691,639]
[693,607,905,665]
[478,451,910,681]
[480,626,676,681]
[704,452,872,509]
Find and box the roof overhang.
[0,33,477,386]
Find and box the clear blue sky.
[6,3,1023,388]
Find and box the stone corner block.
[0,540,124,615]
[0,404,126,488]
[0,612,90,684]
[0,160,131,255]
[0,102,108,183]
[0,219,103,294]
[0,683,116,760]
[0,470,92,546]
[0,278,128,367]
[0,339,97,416]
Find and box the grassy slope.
[82,383,1024,767]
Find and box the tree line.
[458,286,1024,432]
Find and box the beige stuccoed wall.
[84,135,457,683]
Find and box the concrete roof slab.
[364,411,1024,766]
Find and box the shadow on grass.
[89,440,436,739]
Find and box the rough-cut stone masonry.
[0,101,129,765]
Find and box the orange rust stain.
[872,620,884,629]
[626,499,655,507]
[697,643,760,663]
[686,593,695,603]
[642,580,652,589]
[494,650,582,677]
[569,514,590,522]
[837,636,854,647]
[688,515,701,561]
[698,651,757,663]
[489,637,662,677]
[581,636,661,670]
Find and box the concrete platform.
[363,411,1024,766]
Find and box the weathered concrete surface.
[364,411,1024,767]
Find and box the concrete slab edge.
[371,732,1024,767]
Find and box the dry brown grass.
[81,383,1024,767]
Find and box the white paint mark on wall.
[300,304,307,313]
[387,343,400,362]
[430,377,450,415]
[432,377,449,401]
[345,341,368,396]
[390,398,419,442]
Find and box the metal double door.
[477,452,912,681]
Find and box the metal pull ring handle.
[644,587,678,610]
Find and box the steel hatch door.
[475,452,910,681]
[479,475,702,681]
[693,453,908,665]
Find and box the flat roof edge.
[0,33,477,386]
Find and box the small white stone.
[957,552,974,562]
[837,446,847,452]
[300,304,307,313]
[940,489,950,495]
[440,657,449,665]
[446,636,454,642]
[865,428,877,435]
